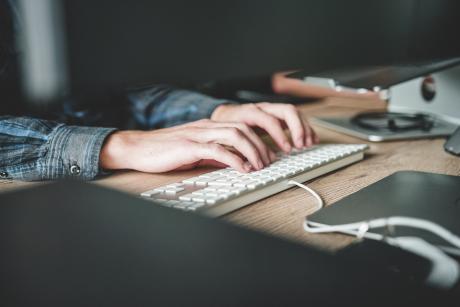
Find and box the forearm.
[127,85,233,129]
[0,116,116,181]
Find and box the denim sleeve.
[127,85,232,129]
[0,116,116,181]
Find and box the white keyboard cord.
[287,180,324,210]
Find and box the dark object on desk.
[0,181,442,306]
[338,240,460,293]
[232,90,314,104]
[444,127,460,156]
[337,240,432,287]
[351,112,434,132]
[308,171,460,247]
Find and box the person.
[196,72,379,103]
[271,72,379,100]
[0,0,319,182]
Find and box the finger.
[248,107,292,152]
[232,123,273,166]
[302,120,319,146]
[260,103,306,149]
[187,127,264,170]
[313,131,320,144]
[301,119,315,147]
[224,123,273,166]
[307,121,320,144]
[194,121,272,166]
[194,143,252,173]
[268,150,277,162]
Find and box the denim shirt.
[0,1,229,181]
[0,87,229,181]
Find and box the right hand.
[100,119,277,173]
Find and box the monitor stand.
[310,63,460,142]
[312,115,456,142]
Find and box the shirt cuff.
[41,126,117,180]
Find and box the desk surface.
[3,97,459,251]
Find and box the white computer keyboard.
[140,144,369,217]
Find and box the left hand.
[211,103,319,152]
[272,71,380,100]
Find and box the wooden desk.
[2,97,459,251]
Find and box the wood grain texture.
[2,97,459,252]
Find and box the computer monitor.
[16,0,460,105]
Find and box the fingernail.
[262,156,270,166]
[269,151,277,162]
[284,142,292,152]
[296,137,304,148]
[244,162,252,172]
[258,160,264,170]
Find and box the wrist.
[100,131,137,170]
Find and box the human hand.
[100,119,277,174]
[272,71,380,100]
[211,102,319,152]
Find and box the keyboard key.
[198,173,222,179]
[191,190,206,196]
[153,199,175,207]
[234,180,261,189]
[140,189,161,197]
[193,190,219,197]
[179,194,194,201]
[256,176,274,184]
[140,144,369,215]
[182,177,201,184]
[166,183,185,188]
[208,181,233,187]
[165,187,185,194]
[246,181,263,189]
[217,187,246,195]
[186,203,205,211]
[181,201,197,207]
[205,197,225,205]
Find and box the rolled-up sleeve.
[0,116,116,181]
[127,85,232,129]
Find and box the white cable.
[439,246,460,257]
[303,219,460,289]
[287,180,324,210]
[291,183,460,289]
[304,216,460,249]
[287,179,460,253]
